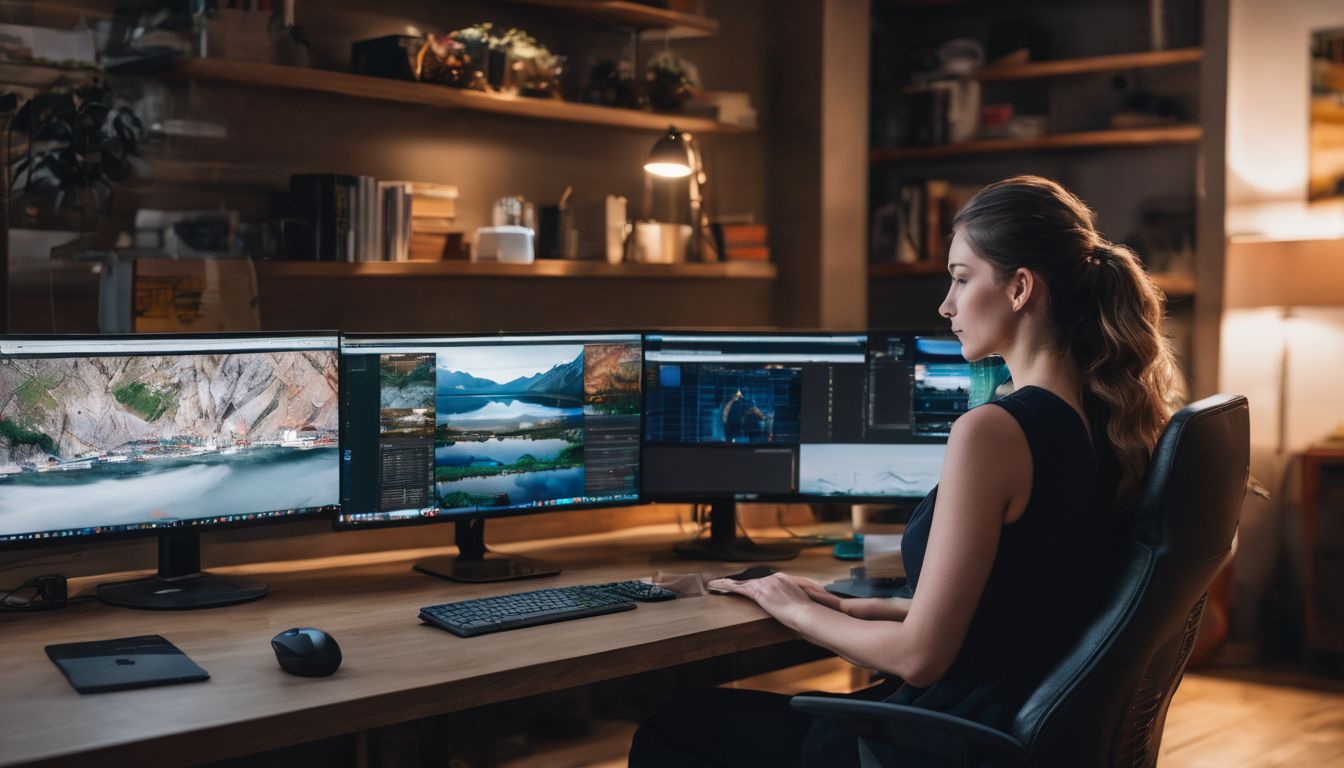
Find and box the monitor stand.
[673,500,799,562]
[97,530,267,610]
[414,517,561,583]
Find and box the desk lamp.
[643,126,716,262]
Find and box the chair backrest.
[1009,394,1249,767]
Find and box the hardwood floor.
[1160,669,1344,767]
[502,661,1344,767]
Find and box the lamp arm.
[686,135,715,262]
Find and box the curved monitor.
[0,333,340,608]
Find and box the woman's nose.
[939,291,955,319]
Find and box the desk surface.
[0,525,850,768]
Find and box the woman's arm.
[712,404,1031,687]
[841,596,912,621]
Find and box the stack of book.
[869,179,977,266]
[406,183,461,261]
[713,223,769,262]
[288,175,460,262]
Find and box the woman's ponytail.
[1075,240,1180,501]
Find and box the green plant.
[8,78,143,215]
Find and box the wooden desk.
[0,525,850,767]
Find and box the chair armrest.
[790,695,1028,766]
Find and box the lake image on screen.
[434,345,586,510]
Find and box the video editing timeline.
[642,333,972,501]
[0,335,341,543]
[338,334,642,526]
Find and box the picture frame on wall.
[1309,27,1344,201]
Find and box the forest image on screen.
[433,343,640,511]
[0,350,340,537]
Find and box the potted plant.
[8,76,144,231]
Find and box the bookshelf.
[868,1,1218,394]
[171,59,752,135]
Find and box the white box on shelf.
[472,226,534,264]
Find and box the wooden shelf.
[870,263,1195,299]
[1150,272,1196,298]
[173,59,750,134]
[870,125,1201,162]
[869,261,947,277]
[254,259,777,279]
[976,48,1202,82]
[503,0,719,36]
[0,60,100,90]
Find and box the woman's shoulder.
[946,401,1029,461]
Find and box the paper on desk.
[654,571,707,598]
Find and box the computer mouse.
[722,565,779,581]
[271,627,342,677]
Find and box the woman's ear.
[1008,268,1036,312]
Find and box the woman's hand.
[708,572,826,629]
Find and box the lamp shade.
[1225,238,1344,308]
[644,127,695,178]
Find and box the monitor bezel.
[638,327,961,505]
[333,329,648,532]
[0,331,343,550]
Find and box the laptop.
[46,635,209,693]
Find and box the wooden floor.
[1160,668,1344,767]
[506,661,1344,768]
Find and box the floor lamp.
[1225,237,1344,657]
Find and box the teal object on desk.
[833,533,864,561]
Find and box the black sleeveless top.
[888,385,1121,730]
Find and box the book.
[409,182,459,220]
[290,173,358,262]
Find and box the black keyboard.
[419,586,636,638]
[588,580,678,602]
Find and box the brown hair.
[951,175,1180,503]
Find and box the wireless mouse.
[271,627,342,677]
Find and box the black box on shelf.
[351,35,426,81]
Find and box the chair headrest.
[1131,393,1249,561]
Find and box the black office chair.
[791,393,1250,768]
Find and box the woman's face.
[939,232,1016,361]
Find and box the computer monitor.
[0,333,341,609]
[337,332,643,582]
[642,331,984,561]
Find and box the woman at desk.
[629,176,1180,766]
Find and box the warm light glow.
[644,162,693,178]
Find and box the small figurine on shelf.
[446,23,564,98]
[645,49,699,112]
[417,34,487,91]
[451,22,495,77]
[493,28,565,98]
